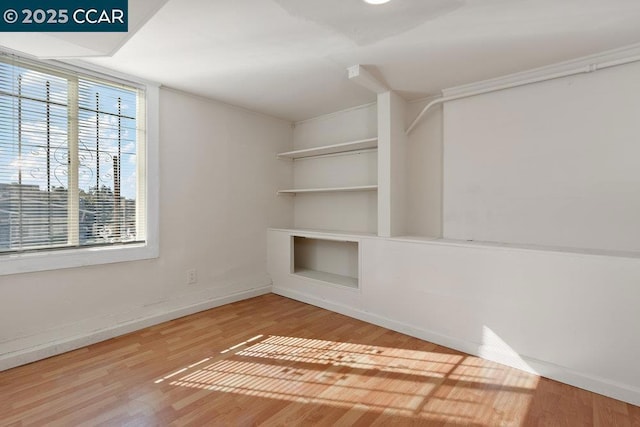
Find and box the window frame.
[0,50,159,276]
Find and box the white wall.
[269,229,640,405]
[361,238,640,405]
[0,87,292,369]
[293,150,377,189]
[405,98,443,238]
[443,61,640,252]
[292,104,377,150]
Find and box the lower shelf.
[293,268,358,289]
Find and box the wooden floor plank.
[0,294,637,426]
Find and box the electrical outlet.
[187,269,198,285]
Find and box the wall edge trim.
[0,285,272,371]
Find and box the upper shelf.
[277,137,378,159]
[278,185,378,195]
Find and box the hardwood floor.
[1,294,638,426]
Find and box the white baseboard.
[0,285,272,372]
[273,286,640,406]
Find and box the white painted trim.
[442,42,640,98]
[273,287,640,406]
[0,244,158,276]
[0,285,272,371]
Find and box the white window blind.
[0,54,147,254]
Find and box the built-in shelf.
[293,269,359,288]
[293,236,359,289]
[278,185,377,195]
[270,227,377,238]
[277,137,378,159]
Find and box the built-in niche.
[292,236,359,289]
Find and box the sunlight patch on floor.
[155,334,540,420]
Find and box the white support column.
[347,63,406,237]
[377,91,407,237]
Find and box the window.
[0,52,158,274]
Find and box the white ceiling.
[13,0,640,121]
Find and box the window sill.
[0,242,159,276]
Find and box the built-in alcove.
[269,50,640,407]
[292,236,359,289]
